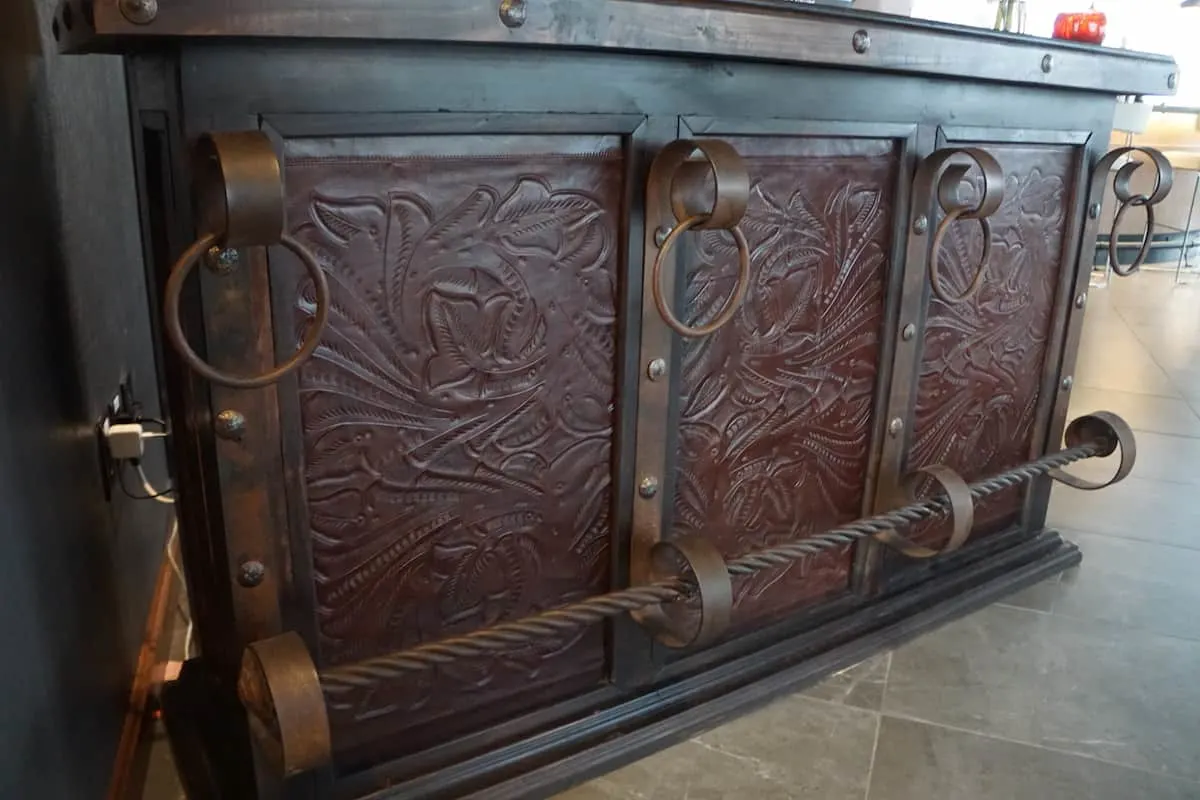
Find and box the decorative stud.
[647,358,667,381]
[205,246,240,275]
[888,417,904,437]
[912,215,929,235]
[238,560,266,588]
[119,0,158,25]
[654,226,671,248]
[1075,293,1087,309]
[499,0,527,29]
[639,477,660,499]
[1088,202,1102,219]
[852,30,871,54]
[1061,376,1074,391]
[901,323,916,341]
[215,409,247,441]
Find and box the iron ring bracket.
[647,138,752,338]
[163,131,331,389]
[915,147,1005,305]
[1090,148,1173,277]
[1049,411,1137,490]
[873,465,976,558]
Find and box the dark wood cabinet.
[59,1,1172,796]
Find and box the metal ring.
[928,208,993,305]
[1109,195,1155,277]
[631,535,732,649]
[651,215,751,338]
[1049,411,1137,490]
[874,465,975,559]
[164,232,331,389]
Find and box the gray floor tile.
[995,572,1059,613]
[803,651,891,711]
[1048,476,1200,548]
[883,604,1200,781]
[555,695,878,800]
[1047,529,1200,641]
[1074,356,1180,397]
[867,716,1200,800]
[1054,429,1200,486]
[1068,386,1200,438]
[1167,366,1200,402]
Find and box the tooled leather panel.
[907,144,1075,548]
[285,136,622,754]
[671,136,899,629]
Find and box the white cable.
[136,462,175,505]
[164,515,195,660]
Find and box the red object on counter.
[1053,9,1107,44]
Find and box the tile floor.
[142,272,1200,799]
[558,270,1200,800]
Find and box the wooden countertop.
[61,0,1176,97]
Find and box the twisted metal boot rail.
[320,441,1100,694]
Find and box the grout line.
[1053,525,1200,552]
[861,707,883,800]
[1057,526,1200,554]
[875,710,1200,787]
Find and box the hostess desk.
[57,1,1169,797]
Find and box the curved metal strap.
[1049,411,1137,490]
[874,465,975,559]
[632,535,732,649]
[238,632,332,776]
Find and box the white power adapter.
[103,420,169,462]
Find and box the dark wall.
[0,0,169,796]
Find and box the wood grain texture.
[906,144,1076,548]
[672,136,899,629]
[282,135,625,757]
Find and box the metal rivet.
[119,0,158,25]
[647,358,667,381]
[205,246,239,275]
[654,226,670,248]
[852,29,871,54]
[888,417,904,437]
[498,0,526,28]
[215,409,247,441]
[1061,376,1074,391]
[238,560,266,588]
[901,323,916,341]
[1168,73,1178,90]
[912,215,929,235]
[1041,54,1054,74]
[1074,293,1087,309]
[639,476,659,499]
[1088,202,1102,219]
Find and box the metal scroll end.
[238,632,332,778]
[873,465,975,559]
[1049,411,1137,491]
[1098,147,1174,277]
[630,535,732,650]
[921,147,1005,305]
